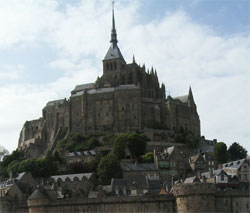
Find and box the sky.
[0,0,249,153]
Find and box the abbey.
[18,7,200,156]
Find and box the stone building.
[17,6,200,159]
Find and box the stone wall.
[28,195,176,213]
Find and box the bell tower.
[102,2,126,86]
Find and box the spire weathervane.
[111,1,118,45]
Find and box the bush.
[142,152,154,163]
[97,154,121,184]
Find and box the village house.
[222,158,250,189]
[0,172,37,201]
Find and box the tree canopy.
[97,154,121,184]
[214,142,228,163]
[228,142,247,161]
[112,132,147,159]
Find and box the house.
[121,162,159,179]
[202,169,239,189]
[202,153,217,173]
[222,159,250,189]
[45,173,95,199]
[189,153,206,176]
[0,172,37,201]
[65,150,96,165]
[154,146,193,182]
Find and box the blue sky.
[0,0,249,153]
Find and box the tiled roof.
[72,83,95,92]
[66,150,96,157]
[184,176,200,183]
[174,95,188,103]
[223,159,246,169]
[126,175,147,189]
[46,99,65,106]
[51,173,93,182]
[104,43,125,62]
[28,188,48,200]
[87,87,115,94]
[121,163,157,172]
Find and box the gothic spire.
[111,1,118,45]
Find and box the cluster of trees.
[96,132,148,184]
[175,130,200,148]
[214,142,248,164]
[56,132,100,152]
[0,150,61,178]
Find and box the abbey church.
[18,7,200,155]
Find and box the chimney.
[197,171,201,179]
[209,168,213,178]
[218,164,222,170]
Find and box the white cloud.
[0,64,25,80]
[0,0,249,153]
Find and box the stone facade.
[17,6,200,158]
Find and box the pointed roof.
[188,86,194,101]
[28,188,48,200]
[103,2,125,62]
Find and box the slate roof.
[116,84,139,90]
[184,176,200,183]
[223,159,246,169]
[72,83,95,93]
[87,87,115,94]
[46,99,65,106]
[111,179,127,188]
[28,188,48,200]
[51,173,93,182]
[121,163,157,172]
[174,95,188,103]
[147,176,162,191]
[104,43,125,62]
[126,175,147,189]
[66,150,96,157]
[189,154,201,163]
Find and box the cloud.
[0,0,249,153]
[0,64,25,80]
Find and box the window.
[221,174,224,181]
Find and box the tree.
[97,154,121,184]
[112,134,128,159]
[112,132,147,159]
[228,142,247,161]
[142,152,154,163]
[127,132,147,158]
[214,142,228,163]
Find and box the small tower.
[102,2,126,85]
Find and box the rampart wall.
[27,195,176,213]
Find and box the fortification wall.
[215,190,250,213]
[172,183,216,213]
[28,195,176,213]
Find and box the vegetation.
[112,132,147,159]
[141,152,154,163]
[175,129,200,148]
[0,150,60,178]
[97,154,122,184]
[56,132,100,152]
[214,142,228,163]
[228,142,247,161]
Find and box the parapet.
[172,182,216,197]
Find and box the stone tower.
[102,3,126,87]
